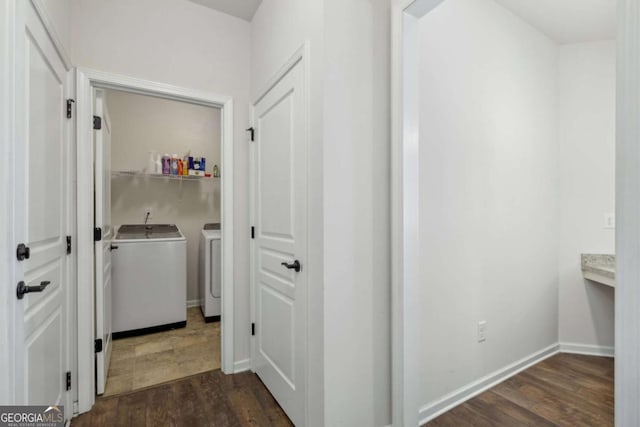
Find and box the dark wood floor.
[72,370,293,427]
[424,353,614,427]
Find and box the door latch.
[281,260,301,272]
[16,280,50,300]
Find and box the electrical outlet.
[477,321,487,343]
[144,207,153,222]
[604,213,615,229]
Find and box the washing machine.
[111,224,187,337]
[199,223,221,322]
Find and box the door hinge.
[16,243,30,261]
[251,226,255,239]
[251,323,255,336]
[66,99,75,119]
[93,115,102,130]
[95,338,103,353]
[66,236,72,255]
[246,127,255,142]
[94,227,102,242]
[66,371,71,391]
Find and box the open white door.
[94,89,113,395]
[252,58,308,425]
[12,0,73,418]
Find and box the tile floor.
[103,307,220,396]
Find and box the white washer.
[112,224,187,337]
[199,224,221,321]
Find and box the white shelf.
[112,170,219,181]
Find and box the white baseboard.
[418,343,560,425]
[559,342,614,357]
[234,358,251,373]
[187,299,202,308]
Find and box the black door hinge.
[66,371,71,391]
[251,323,255,336]
[93,115,102,130]
[94,227,102,242]
[95,338,103,353]
[66,99,75,119]
[251,226,255,239]
[66,236,72,255]
[246,127,255,142]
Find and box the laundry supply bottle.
[162,154,171,175]
[147,151,157,174]
[171,154,179,175]
[155,153,163,174]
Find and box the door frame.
[249,42,311,425]
[75,68,235,413]
[391,0,639,425]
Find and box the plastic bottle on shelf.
[161,154,170,175]
[147,151,156,174]
[213,164,219,178]
[155,154,162,174]
[171,154,179,175]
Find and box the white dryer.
[199,223,221,321]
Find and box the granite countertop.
[581,254,615,287]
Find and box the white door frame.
[391,0,638,425]
[75,68,235,413]
[249,42,312,425]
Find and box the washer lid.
[202,229,221,239]
[116,224,183,240]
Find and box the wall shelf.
[112,170,219,181]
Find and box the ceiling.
[187,0,262,21]
[493,0,616,44]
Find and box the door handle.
[16,280,50,300]
[281,260,301,272]
[110,244,119,251]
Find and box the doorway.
[391,0,621,425]
[93,88,224,396]
[75,70,235,413]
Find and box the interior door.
[252,58,307,425]
[12,0,72,417]
[94,89,113,395]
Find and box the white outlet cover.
[604,213,615,229]
[477,321,487,343]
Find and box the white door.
[252,58,308,425]
[12,0,72,418]
[94,90,113,395]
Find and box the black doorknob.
[281,260,301,272]
[16,280,51,300]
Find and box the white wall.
[70,0,252,363]
[323,0,391,425]
[418,0,559,408]
[558,41,615,350]
[37,0,71,59]
[106,90,221,303]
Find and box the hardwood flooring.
[424,353,614,427]
[71,370,293,427]
[103,307,220,396]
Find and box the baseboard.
[559,342,614,357]
[418,343,560,425]
[187,299,202,308]
[234,358,251,373]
